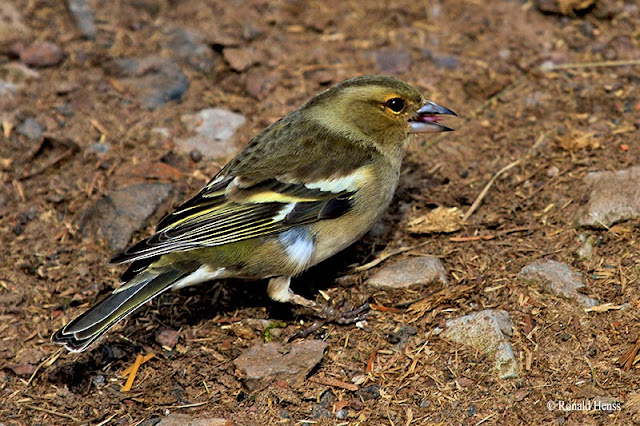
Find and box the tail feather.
[52,268,185,352]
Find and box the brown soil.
[1,0,639,424]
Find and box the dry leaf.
[555,130,600,151]
[407,207,463,234]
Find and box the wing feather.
[110,170,365,264]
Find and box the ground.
[1,0,640,424]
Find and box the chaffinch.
[53,75,456,351]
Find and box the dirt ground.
[1,0,640,424]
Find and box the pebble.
[103,56,189,110]
[223,47,260,72]
[244,69,279,100]
[440,309,518,379]
[518,260,599,307]
[575,166,640,229]
[77,183,173,250]
[162,26,218,73]
[0,80,19,97]
[178,108,246,159]
[156,328,180,349]
[367,257,448,289]
[10,363,37,377]
[336,409,349,420]
[355,385,381,401]
[16,118,43,141]
[386,324,418,349]
[65,0,97,40]
[373,48,412,74]
[233,340,327,390]
[20,42,64,67]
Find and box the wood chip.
[308,375,359,391]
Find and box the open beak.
[409,101,457,133]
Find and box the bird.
[52,75,456,352]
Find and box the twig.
[121,353,155,378]
[540,59,640,72]
[122,353,144,392]
[463,160,521,222]
[20,148,76,180]
[308,375,359,391]
[23,404,80,422]
[350,241,430,273]
[25,347,63,387]
[618,336,640,372]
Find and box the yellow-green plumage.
[52,75,456,352]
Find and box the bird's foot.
[287,294,369,341]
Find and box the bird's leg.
[267,276,370,334]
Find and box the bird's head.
[303,75,456,155]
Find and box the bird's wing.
[109,167,368,264]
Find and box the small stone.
[244,69,279,100]
[155,413,230,426]
[310,405,331,420]
[20,42,64,67]
[386,325,418,349]
[373,48,411,74]
[65,0,97,40]
[156,328,180,349]
[367,257,448,289]
[0,80,19,97]
[77,183,173,250]
[233,340,327,390]
[16,118,42,141]
[441,309,518,379]
[10,363,36,377]
[162,26,218,73]
[432,54,460,70]
[177,108,246,159]
[575,166,640,228]
[355,385,381,401]
[223,47,260,72]
[518,260,599,307]
[103,56,189,110]
[336,409,349,420]
[92,375,105,386]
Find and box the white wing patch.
[279,228,315,269]
[171,265,227,290]
[272,203,296,221]
[304,167,370,194]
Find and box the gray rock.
[103,56,189,110]
[162,27,218,73]
[373,48,411,74]
[78,183,173,250]
[65,0,97,40]
[233,340,327,390]
[0,80,19,97]
[177,108,246,159]
[16,118,42,141]
[367,256,448,289]
[576,166,640,228]
[440,309,518,379]
[518,260,599,307]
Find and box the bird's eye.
[385,97,405,113]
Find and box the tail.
[52,268,186,352]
